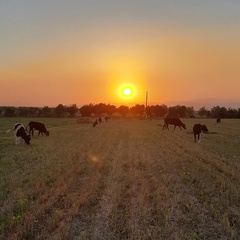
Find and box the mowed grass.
[1,117,240,239]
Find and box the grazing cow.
[14,123,31,145]
[26,121,49,137]
[93,116,111,127]
[162,118,186,130]
[216,117,221,124]
[193,124,209,143]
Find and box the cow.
[193,124,209,143]
[216,117,221,124]
[26,121,49,137]
[162,118,186,130]
[14,123,31,145]
[93,116,111,127]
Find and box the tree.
[130,104,145,116]
[66,104,78,117]
[198,106,208,117]
[79,104,94,117]
[106,104,117,115]
[155,104,168,117]
[146,104,168,118]
[4,107,16,117]
[41,106,52,117]
[55,104,66,117]
[18,107,30,117]
[187,106,195,117]
[117,105,129,117]
[168,105,187,118]
[210,106,221,118]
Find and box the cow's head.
[182,124,186,130]
[45,131,50,136]
[202,125,209,133]
[24,135,31,145]
[93,120,98,127]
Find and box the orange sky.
[1,1,240,108]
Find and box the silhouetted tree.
[168,105,187,118]
[187,107,195,117]
[198,106,208,117]
[130,104,145,116]
[105,104,117,115]
[237,108,240,118]
[4,107,16,117]
[18,107,30,117]
[66,104,78,117]
[227,108,238,118]
[146,104,168,118]
[210,106,220,118]
[55,104,66,117]
[79,104,94,117]
[117,105,129,117]
[146,105,155,118]
[41,106,52,117]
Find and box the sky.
[1,0,240,108]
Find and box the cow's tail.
[6,129,11,134]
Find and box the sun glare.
[120,85,134,99]
[123,87,132,96]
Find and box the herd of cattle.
[7,116,221,145]
[162,117,210,143]
[8,121,50,145]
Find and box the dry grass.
[1,118,240,239]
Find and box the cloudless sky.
[1,0,240,107]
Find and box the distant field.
[1,117,240,239]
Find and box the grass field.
[1,117,240,240]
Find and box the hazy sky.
[1,0,240,107]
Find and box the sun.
[115,83,138,102]
[123,87,132,96]
[120,85,134,98]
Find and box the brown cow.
[193,124,209,143]
[162,118,186,130]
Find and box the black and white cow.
[193,124,209,143]
[93,116,111,127]
[26,121,49,137]
[162,117,186,130]
[14,123,31,145]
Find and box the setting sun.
[123,87,132,96]
[118,84,136,101]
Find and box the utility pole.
[145,90,148,109]
[145,90,148,118]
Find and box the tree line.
[0,103,240,118]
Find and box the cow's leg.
[198,134,201,143]
[15,136,20,145]
[30,128,34,137]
